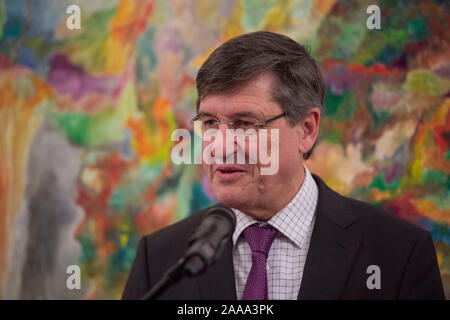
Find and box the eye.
[203,119,218,127]
[234,119,255,128]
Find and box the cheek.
[264,127,296,155]
[278,131,300,165]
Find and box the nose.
[210,124,236,160]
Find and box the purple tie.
[242,224,278,300]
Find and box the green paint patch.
[369,173,400,191]
[405,70,447,96]
[106,234,139,275]
[242,0,274,29]
[318,118,343,145]
[0,0,6,39]
[61,7,117,73]
[352,32,386,64]
[424,193,450,211]
[53,112,90,145]
[325,127,341,145]
[102,234,140,295]
[352,15,427,65]
[421,169,448,189]
[136,27,158,82]
[51,83,137,147]
[291,0,312,20]
[331,22,365,60]
[51,108,124,147]
[109,163,163,213]
[370,44,403,65]
[324,89,358,122]
[78,234,98,265]
[117,214,135,234]
[407,19,430,41]
[190,181,216,214]
[384,29,408,45]
[365,99,391,128]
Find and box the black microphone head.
[184,204,236,275]
[204,203,236,233]
[188,204,236,246]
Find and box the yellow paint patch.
[410,199,450,225]
[370,189,391,202]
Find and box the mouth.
[214,165,247,181]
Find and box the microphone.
[183,204,236,275]
[141,204,236,300]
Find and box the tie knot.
[243,224,278,256]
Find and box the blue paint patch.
[189,182,217,215]
[419,219,450,245]
[18,46,36,69]
[120,129,134,160]
[2,0,26,39]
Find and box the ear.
[296,107,321,155]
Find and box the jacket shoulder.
[312,173,429,240]
[344,194,428,239]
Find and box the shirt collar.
[231,164,318,248]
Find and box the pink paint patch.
[0,54,14,69]
[370,90,404,111]
[48,54,120,101]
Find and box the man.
[122,31,445,299]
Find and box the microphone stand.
[141,254,205,300]
[141,204,235,300]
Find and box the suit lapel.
[298,174,362,299]
[195,237,237,299]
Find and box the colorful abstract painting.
[0,0,449,299]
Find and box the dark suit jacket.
[122,174,445,300]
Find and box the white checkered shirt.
[232,164,318,300]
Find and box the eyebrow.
[229,111,260,119]
[196,111,216,118]
[195,111,260,119]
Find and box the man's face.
[198,73,305,220]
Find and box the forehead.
[198,73,283,118]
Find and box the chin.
[213,187,248,209]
